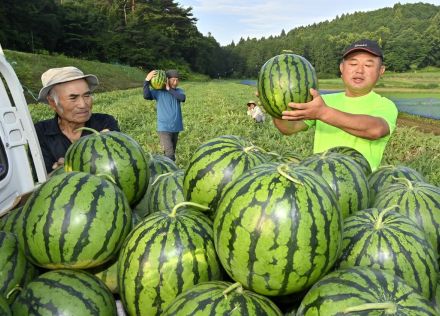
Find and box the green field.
[28,80,440,186]
[4,49,439,185]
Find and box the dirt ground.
[397,116,440,135]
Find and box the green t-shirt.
[304,91,398,171]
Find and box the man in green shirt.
[273,39,398,171]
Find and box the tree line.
[1,1,439,79]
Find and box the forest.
[1,1,439,78]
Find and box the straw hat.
[38,66,98,103]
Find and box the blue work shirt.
[143,81,186,132]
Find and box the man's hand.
[52,157,64,170]
[282,88,329,121]
[146,70,157,81]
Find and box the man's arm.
[168,88,186,102]
[281,89,390,140]
[273,118,308,135]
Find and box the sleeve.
[377,98,398,134]
[168,88,186,102]
[143,80,154,100]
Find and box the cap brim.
[37,75,98,103]
[343,48,382,59]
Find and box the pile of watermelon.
[1,54,440,315]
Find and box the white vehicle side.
[0,43,47,216]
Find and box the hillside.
[4,50,146,103]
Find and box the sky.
[177,0,440,46]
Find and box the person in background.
[35,66,120,173]
[273,39,398,171]
[143,69,186,161]
[247,100,265,123]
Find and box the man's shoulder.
[34,116,58,135]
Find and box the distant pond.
[239,81,440,120]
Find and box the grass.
[28,80,440,186]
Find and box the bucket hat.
[38,66,98,103]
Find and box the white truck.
[0,44,47,216]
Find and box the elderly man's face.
[48,79,93,124]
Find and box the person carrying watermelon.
[34,66,120,173]
[143,69,186,161]
[273,39,398,171]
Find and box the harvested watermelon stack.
[1,127,440,315]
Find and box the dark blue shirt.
[34,113,120,173]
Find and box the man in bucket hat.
[143,69,186,161]
[273,39,397,171]
[35,66,119,173]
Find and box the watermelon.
[150,69,167,89]
[19,171,132,269]
[162,281,283,315]
[147,169,185,213]
[64,128,149,206]
[133,154,179,218]
[118,202,222,316]
[335,207,438,299]
[0,206,23,234]
[300,151,370,218]
[183,135,268,214]
[257,53,318,118]
[296,267,438,315]
[373,179,440,258]
[326,146,372,176]
[368,165,425,205]
[214,163,342,296]
[0,231,28,303]
[0,295,10,316]
[12,269,117,315]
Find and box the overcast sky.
[178,1,440,45]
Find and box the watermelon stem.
[151,172,173,186]
[170,202,210,217]
[96,173,116,184]
[375,205,399,230]
[6,285,22,299]
[343,302,397,314]
[75,126,100,135]
[277,164,302,185]
[222,282,243,297]
[244,145,266,153]
[392,176,414,189]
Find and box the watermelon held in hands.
[64,128,150,206]
[150,69,167,89]
[19,171,132,269]
[12,269,117,315]
[296,267,438,315]
[257,53,318,118]
[162,281,283,315]
[214,163,342,296]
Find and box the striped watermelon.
[368,165,425,205]
[12,269,117,315]
[335,207,438,299]
[162,281,283,315]
[0,206,23,234]
[326,146,372,176]
[133,154,179,218]
[257,53,318,118]
[300,152,370,218]
[150,69,167,89]
[118,202,222,316]
[19,172,132,269]
[0,231,28,303]
[0,296,10,316]
[373,179,440,258]
[183,135,268,214]
[214,163,342,296]
[64,129,149,206]
[297,267,438,315]
[147,169,184,213]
